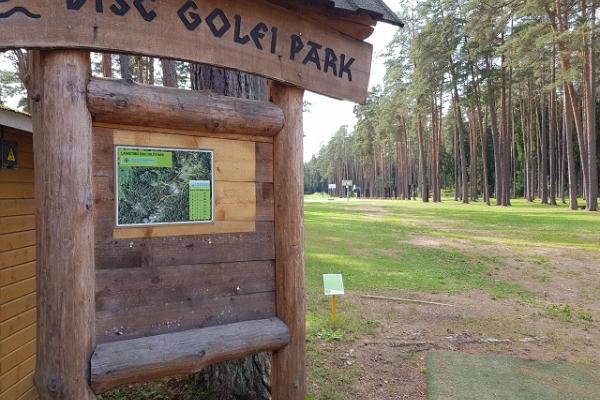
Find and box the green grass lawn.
[305,198,599,331]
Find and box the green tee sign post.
[323,274,345,328]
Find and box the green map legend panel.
[189,180,212,221]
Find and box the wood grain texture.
[0,123,39,400]
[0,278,35,304]
[0,183,33,200]
[31,50,96,399]
[93,123,274,144]
[0,0,373,103]
[0,216,35,235]
[0,372,34,400]
[270,83,306,400]
[0,169,34,184]
[0,231,36,253]
[0,247,36,270]
[0,339,35,376]
[96,261,275,312]
[16,386,38,400]
[0,262,36,289]
[0,126,37,400]
[96,291,276,343]
[0,308,36,340]
[91,318,290,394]
[96,221,274,269]
[0,293,35,323]
[0,354,35,393]
[256,142,274,183]
[88,78,284,136]
[0,324,35,358]
[0,200,35,218]
[112,221,257,240]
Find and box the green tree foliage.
[306,0,599,211]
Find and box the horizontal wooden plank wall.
[93,126,276,343]
[0,127,38,400]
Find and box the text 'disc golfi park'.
[58,0,357,81]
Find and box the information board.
[116,146,214,226]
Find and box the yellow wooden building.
[0,105,37,400]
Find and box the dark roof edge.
[0,104,30,117]
[328,0,404,27]
[360,3,404,27]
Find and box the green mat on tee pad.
[427,351,600,400]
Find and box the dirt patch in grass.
[408,234,600,313]
[351,204,396,219]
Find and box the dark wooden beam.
[87,78,285,137]
[90,318,290,394]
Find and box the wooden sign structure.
[0,1,401,399]
[1,0,373,103]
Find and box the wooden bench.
[90,318,290,393]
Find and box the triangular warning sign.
[7,148,15,162]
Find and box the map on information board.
[116,146,214,226]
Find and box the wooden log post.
[270,83,306,400]
[30,51,96,399]
[87,78,285,136]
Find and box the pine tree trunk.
[469,108,478,201]
[528,88,536,202]
[161,59,178,88]
[148,58,155,86]
[188,63,270,400]
[119,55,131,80]
[564,83,579,210]
[540,78,549,204]
[102,54,112,78]
[453,91,469,204]
[549,89,557,205]
[584,0,598,211]
[418,115,429,202]
[472,67,490,205]
[454,123,460,201]
[488,69,501,204]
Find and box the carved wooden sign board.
[3,1,378,399]
[0,0,373,102]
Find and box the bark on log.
[91,318,290,394]
[87,78,284,136]
[30,50,96,399]
[270,83,306,400]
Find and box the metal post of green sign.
[323,274,344,328]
